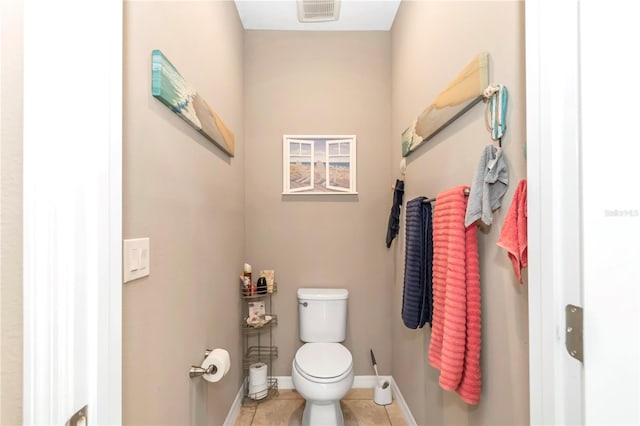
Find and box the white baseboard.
[352,374,392,388]
[223,380,246,426]
[390,377,417,426]
[276,375,393,389]
[275,375,293,389]
[225,376,415,425]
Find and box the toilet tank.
[298,288,348,343]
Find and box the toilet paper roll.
[249,362,267,385]
[249,362,268,398]
[201,349,230,383]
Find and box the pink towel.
[497,179,528,283]
[428,186,481,404]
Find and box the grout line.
[384,405,394,426]
[243,391,400,426]
[249,405,257,426]
[230,376,414,425]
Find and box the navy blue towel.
[386,179,405,248]
[401,197,434,329]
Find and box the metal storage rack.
[241,285,278,404]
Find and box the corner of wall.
[0,1,24,424]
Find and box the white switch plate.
[123,238,150,283]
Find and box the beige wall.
[0,0,23,424]
[244,31,393,377]
[123,1,244,424]
[391,2,529,425]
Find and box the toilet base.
[301,400,344,426]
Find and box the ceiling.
[234,0,402,31]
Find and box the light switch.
[140,247,148,271]
[129,248,139,271]
[123,238,150,283]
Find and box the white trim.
[352,375,392,388]
[223,381,248,426]
[526,1,583,425]
[99,0,123,422]
[390,377,417,426]
[275,375,294,389]
[524,3,543,421]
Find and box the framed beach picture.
[151,49,235,156]
[282,135,357,195]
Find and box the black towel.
[386,179,405,248]
[401,197,434,329]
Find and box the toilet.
[292,288,354,426]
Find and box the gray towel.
[464,145,509,227]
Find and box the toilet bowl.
[292,342,354,426]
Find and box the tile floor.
[235,388,408,426]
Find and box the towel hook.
[484,84,508,147]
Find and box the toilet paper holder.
[189,349,218,378]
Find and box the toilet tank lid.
[297,288,349,300]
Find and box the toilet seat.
[294,343,353,384]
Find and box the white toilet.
[292,288,354,426]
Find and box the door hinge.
[565,304,583,362]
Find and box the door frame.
[22,1,122,423]
[526,1,583,424]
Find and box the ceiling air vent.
[297,0,341,23]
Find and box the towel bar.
[422,188,470,204]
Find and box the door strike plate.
[565,304,583,362]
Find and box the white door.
[579,3,640,424]
[527,2,640,425]
[23,1,122,424]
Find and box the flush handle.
[299,302,308,307]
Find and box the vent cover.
[297,0,341,23]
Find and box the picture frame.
[151,49,235,156]
[401,52,488,157]
[282,135,357,195]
